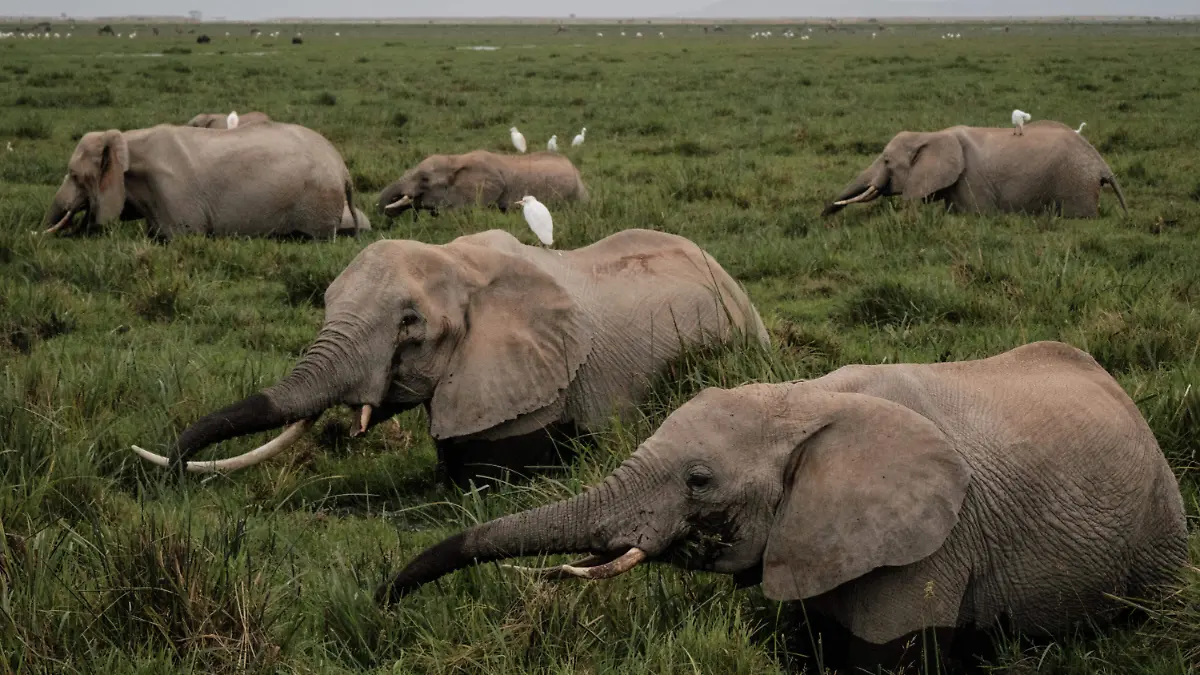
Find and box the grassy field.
[2,20,1200,674]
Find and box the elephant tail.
[1102,173,1129,216]
[344,179,362,231]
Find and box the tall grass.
[1,20,1198,674]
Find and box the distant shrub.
[163,46,191,55]
[313,91,338,106]
[390,110,409,128]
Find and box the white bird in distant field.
[571,127,586,147]
[227,111,240,129]
[514,195,553,246]
[1011,109,1031,135]
[872,32,877,38]
[129,32,137,38]
[621,31,626,36]
[659,31,665,37]
[597,32,604,36]
[547,135,558,152]
[1075,122,1086,134]
[510,126,527,153]
[635,32,642,37]
[6,142,13,152]
[335,32,340,36]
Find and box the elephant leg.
[434,422,587,490]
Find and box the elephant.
[378,150,589,217]
[44,122,370,239]
[377,341,1187,671]
[131,228,770,486]
[186,111,272,129]
[822,121,1128,218]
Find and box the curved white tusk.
[832,185,879,207]
[131,419,313,473]
[350,404,372,437]
[560,547,645,579]
[386,195,412,209]
[43,210,73,234]
[502,554,613,578]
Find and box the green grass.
[2,20,1200,674]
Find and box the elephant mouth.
[44,205,89,235]
[382,194,415,217]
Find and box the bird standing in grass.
[571,128,586,147]
[547,135,558,152]
[510,127,527,153]
[1075,122,1087,134]
[1011,109,1032,135]
[227,111,239,129]
[514,195,553,247]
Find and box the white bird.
[571,127,586,147]
[597,32,603,36]
[547,135,558,152]
[659,31,664,37]
[1075,122,1086,134]
[635,32,642,37]
[335,32,340,36]
[872,32,877,38]
[116,32,122,37]
[6,142,13,152]
[620,31,626,36]
[227,111,240,129]
[1011,109,1032,135]
[129,32,136,39]
[514,195,553,246]
[65,33,70,38]
[510,126,527,153]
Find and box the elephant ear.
[903,133,964,200]
[429,249,592,440]
[93,130,129,224]
[762,391,971,602]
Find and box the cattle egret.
[635,32,642,37]
[597,32,604,36]
[225,31,230,37]
[227,111,240,129]
[571,127,586,147]
[1075,122,1086,134]
[621,31,626,36]
[6,142,12,152]
[659,31,665,37]
[1011,109,1032,135]
[514,195,553,246]
[872,32,877,38]
[335,32,340,36]
[510,127,527,153]
[547,135,558,152]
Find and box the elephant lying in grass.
[378,150,589,217]
[823,121,1128,218]
[132,229,769,485]
[378,341,1187,671]
[45,122,369,239]
[186,111,272,129]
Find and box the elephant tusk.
[832,185,879,206]
[131,419,313,473]
[386,195,412,210]
[502,553,616,579]
[559,547,646,580]
[350,404,372,437]
[43,210,73,234]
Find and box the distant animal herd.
[38,104,1186,673]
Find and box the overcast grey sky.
[4,0,1197,20]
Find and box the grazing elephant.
[378,341,1187,671]
[378,150,588,217]
[822,121,1128,218]
[45,123,369,239]
[186,111,272,129]
[131,229,769,485]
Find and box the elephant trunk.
[378,477,629,603]
[822,161,886,216]
[170,320,373,466]
[379,180,416,217]
[44,182,86,234]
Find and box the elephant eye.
[686,465,714,492]
[399,309,422,329]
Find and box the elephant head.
[44,130,130,234]
[377,382,970,609]
[378,154,500,217]
[132,235,591,473]
[822,131,964,216]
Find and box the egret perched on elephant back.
[1011,108,1032,135]
[130,229,770,487]
[376,341,1188,673]
[510,126,527,153]
[186,110,271,129]
[514,195,553,246]
[822,121,1127,218]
